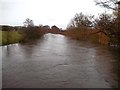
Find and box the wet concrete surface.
[2,33,119,88]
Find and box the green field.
[0,31,22,46]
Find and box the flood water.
[2,33,119,88]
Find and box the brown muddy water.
[1,33,119,88]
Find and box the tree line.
[1,18,62,42]
[1,0,120,46]
[66,0,120,46]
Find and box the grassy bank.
[0,31,22,46]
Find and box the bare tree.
[23,18,34,27]
[23,18,41,41]
[95,0,120,46]
[67,19,76,29]
[95,13,113,35]
[67,12,94,29]
[94,0,118,10]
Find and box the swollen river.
[2,33,119,88]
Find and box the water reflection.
[2,33,119,88]
[93,46,119,88]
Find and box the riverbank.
[62,28,110,45]
[0,31,22,46]
[1,29,119,48]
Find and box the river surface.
[2,33,119,88]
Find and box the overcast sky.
[0,0,109,29]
